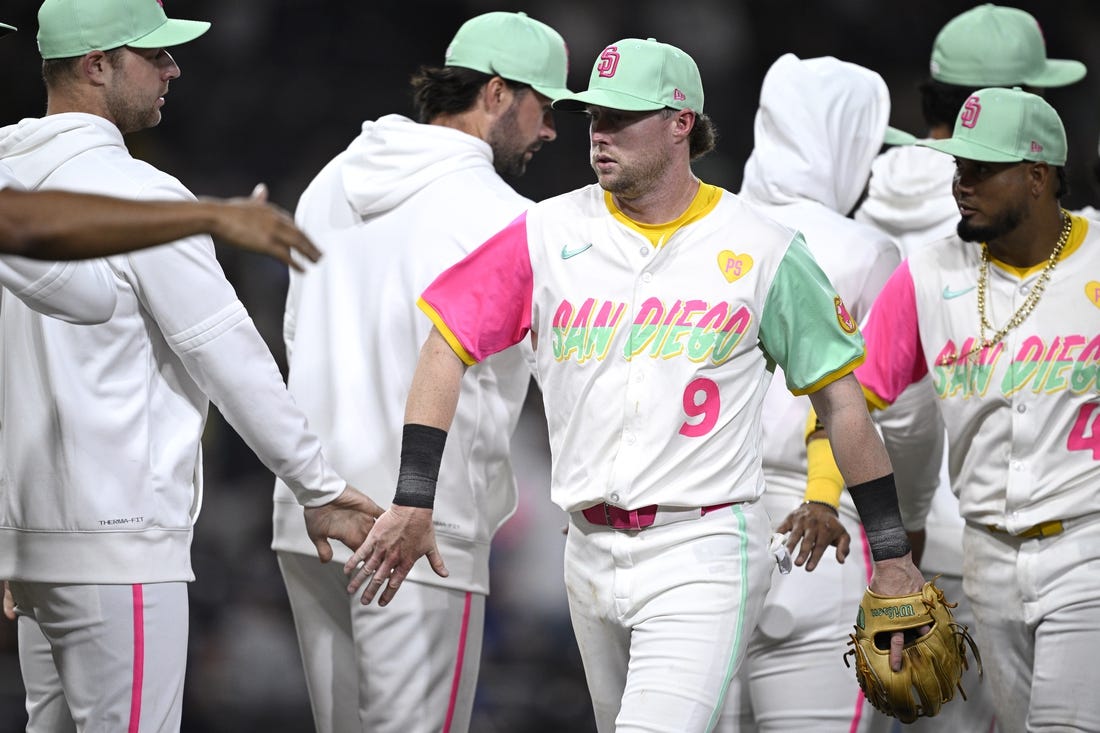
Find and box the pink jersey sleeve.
[855,260,928,407]
[418,212,534,365]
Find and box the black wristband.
[847,473,911,562]
[392,424,447,509]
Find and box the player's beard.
[488,101,533,179]
[593,146,669,200]
[104,83,162,135]
[957,202,1025,243]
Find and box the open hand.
[208,184,322,271]
[344,505,448,607]
[776,501,850,571]
[303,485,384,563]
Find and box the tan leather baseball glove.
[844,579,982,723]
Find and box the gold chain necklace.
[948,210,1071,365]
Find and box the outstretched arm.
[345,327,466,606]
[808,373,925,672]
[0,184,320,269]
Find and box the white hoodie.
[739,54,904,521]
[856,144,959,258]
[0,113,344,584]
[0,163,117,323]
[272,115,533,595]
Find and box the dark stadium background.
[1,1,1098,730]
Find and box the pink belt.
[580,502,735,531]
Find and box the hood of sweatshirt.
[740,54,892,216]
[856,142,959,243]
[340,114,499,218]
[0,113,124,189]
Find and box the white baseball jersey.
[857,213,1100,530]
[420,182,866,514]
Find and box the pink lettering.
[552,300,574,329]
[633,297,664,326]
[597,46,620,78]
[661,300,683,326]
[573,299,595,329]
[960,96,981,129]
[675,300,708,327]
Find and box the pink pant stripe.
[128,584,145,733]
[849,526,874,733]
[442,591,473,733]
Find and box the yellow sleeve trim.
[417,297,477,367]
[862,384,889,411]
[790,349,866,397]
[805,437,844,508]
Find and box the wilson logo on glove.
[845,579,983,724]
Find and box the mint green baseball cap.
[444,11,572,101]
[918,87,1066,165]
[930,4,1085,88]
[0,22,15,37]
[37,0,210,60]
[554,37,703,113]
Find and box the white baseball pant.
[565,500,772,733]
[963,514,1100,733]
[11,581,188,733]
[277,551,484,733]
[720,491,873,732]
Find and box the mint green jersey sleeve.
[759,232,866,395]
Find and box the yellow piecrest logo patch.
[718,251,753,283]
[835,296,857,334]
[1087,281,1100,308]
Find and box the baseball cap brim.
[917,137,1024,163]
[126,18,210,50]
[0,22,15,37]
[1023,58,1087,88]
[884,126,917,146]
[530,82,574,101]
[553,89,666,113]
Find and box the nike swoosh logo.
[561,242,593,260]
[942,285,976,300]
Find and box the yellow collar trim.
[989,212,1087,278]
[604,183,722,247]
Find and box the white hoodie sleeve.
[122,186,344,507]
[0,256,117,324]
[0,168,117,324]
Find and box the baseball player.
[271,12,568,733]
[719,54,906,733]
[0,2,379,731]
[344,38,924,733]
[809,86,1100,733]
[847,8,1086,731]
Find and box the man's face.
[952,158,1032,242]
[586,106,674,199]
[104,46,181,134]
[487,89,556,178]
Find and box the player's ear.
[672,108,696,142]
[1027,162,1052,199]
[482,76,510,115]
[80,51,111,86]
